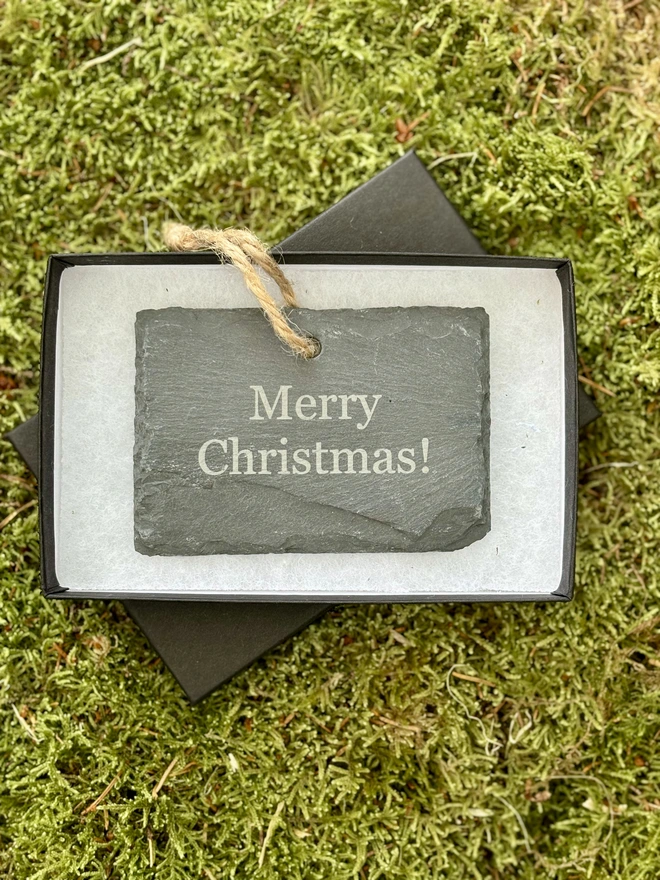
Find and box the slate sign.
[134,306,490,556]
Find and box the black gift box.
[7,152,598,701]
[41,253,577,603]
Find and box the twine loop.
[162,222,319,358]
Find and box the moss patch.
[1,1,659,877]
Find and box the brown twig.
[452,670,498,688]
[81,775,119,816]
[258,801,285,868]
[0,499,37,531]
[79,37,142,72]
[427,151,477,170]
[373,714,422,733]
[532,81,546,119]
[583,461,638,474]
[0,473,34,489]
[578,375,616,397]
[91,181,114,213]
[152,757,177,798]
[11,704,40,743]
[581,85,632,118]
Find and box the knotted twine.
[162,223,320,359]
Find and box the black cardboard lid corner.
[281,150,484,256]
[5,417,39,475]
[125,600,328,704]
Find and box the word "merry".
[249,385,382,431]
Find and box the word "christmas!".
[198,385,430,477]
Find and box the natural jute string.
[162,222,319,358]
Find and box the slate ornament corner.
[133,304,491,557]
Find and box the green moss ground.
[1,1,660,877]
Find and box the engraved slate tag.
[134,307,490,556]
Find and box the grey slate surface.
[134,305,490,556]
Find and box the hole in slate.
[305,335,322,359]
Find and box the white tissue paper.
[52,262,566,600]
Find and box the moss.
[1,1,659,877]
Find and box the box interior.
[50,259,568,600]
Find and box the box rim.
[39,251,577,602]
